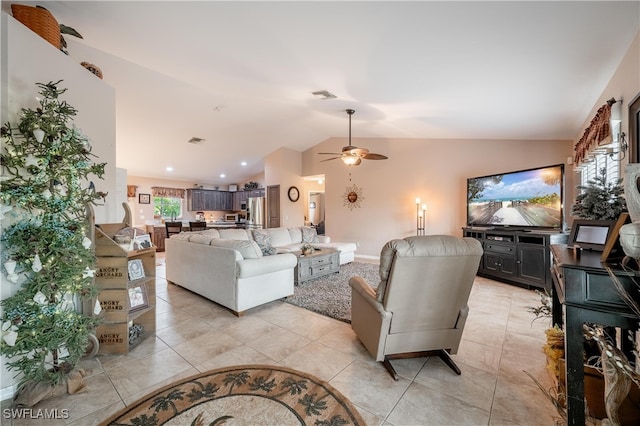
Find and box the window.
[577,143,621,188]
[154,197,182,220]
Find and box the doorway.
[308,192,325,234]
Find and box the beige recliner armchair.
[349,235,483,380]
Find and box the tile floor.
[2,254,560,425]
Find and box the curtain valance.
[151,186,185,198]
[574,101,612,165]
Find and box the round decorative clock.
[288,186,300,202]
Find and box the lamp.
[309,201,316,209]
[342,154,359,166]
[416,198,427,235]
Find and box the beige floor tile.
[221,315,282,343]
[280,341,355,381]
[453,338,502,374]
[103,348,194,400]
[171,329,243,366]
[195,344,278,372]
[66,400,125,426]
[491,372,560,425]
[316,323,371,358]
[246,326,311,361]
[329,358,411,418]
[415,356,497,412]
[386,381,491,426]
[155,316,217,347]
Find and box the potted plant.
[571,167,626,220]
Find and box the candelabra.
[416,198,427,235]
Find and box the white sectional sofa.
[165,227,356,315]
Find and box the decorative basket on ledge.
[11,4,61,49]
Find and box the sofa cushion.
[170,232,195,241]
[198,229,221,239]
[288,227,303,244]
[301,226,320,243]
[252,229,277,256]
[267,228,293,247]
[218,228,251,240]
[189,234,215,245]
[209,238,263,259]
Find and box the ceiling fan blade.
[320,157,341,162]
[318,152,343,155]
[362,153,388,160]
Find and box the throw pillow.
[209,239,263,259]
[301,226,319,243]
[252,229,277,256]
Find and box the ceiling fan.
[319,109,388,166]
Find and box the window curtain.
[574,101,612,165]
[151,186,185,198]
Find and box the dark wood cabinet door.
[267,185,280,228]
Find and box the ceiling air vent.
[312,90,337,100]
[188,137,205,144]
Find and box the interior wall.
[264,148,305,228]
[1,12,117,396]
[302,137,572,258]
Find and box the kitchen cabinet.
[232,191,249,211]
[187,189,233,211]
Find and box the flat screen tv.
[467,164,564,229]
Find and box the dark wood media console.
[462,227,568,290]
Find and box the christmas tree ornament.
[31,254,42,272]
[2,321,18,347]
[82,236,92,249]
[4,259,16,275]
[33,291,48,305]
[32,127,45,143]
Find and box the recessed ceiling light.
[241,161,247,166]
[166,166,173,172]
[220,173,226,178]
[312,90,337,100]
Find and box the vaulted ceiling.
[11,1,639,184]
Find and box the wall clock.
[288,186,300,202]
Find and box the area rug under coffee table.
[285,262,379,323]
[101,365,365,425]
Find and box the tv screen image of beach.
[467,165,563,228]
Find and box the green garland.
[1,81,106,386]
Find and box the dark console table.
[550,244,639,425]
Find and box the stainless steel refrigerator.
[246,197,265,229]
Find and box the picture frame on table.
[132,234,153,251]
[128,283,148,312]
[601,212,632,261]
[568,219,617,252]
[138,193,151,204]
[127,259,145,281]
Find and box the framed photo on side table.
[601,212,632,261]
[568,219,617,252]
[128,283,148,312]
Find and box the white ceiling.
[12,1,639,184]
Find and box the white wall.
[264,148,305,228]
[1,12,117,397]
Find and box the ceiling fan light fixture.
[342,155,359,166]
[188,137,205,144]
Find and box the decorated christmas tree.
[0,81,106,391]
[571,167,626,220]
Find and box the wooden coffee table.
[294,248,339,284]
